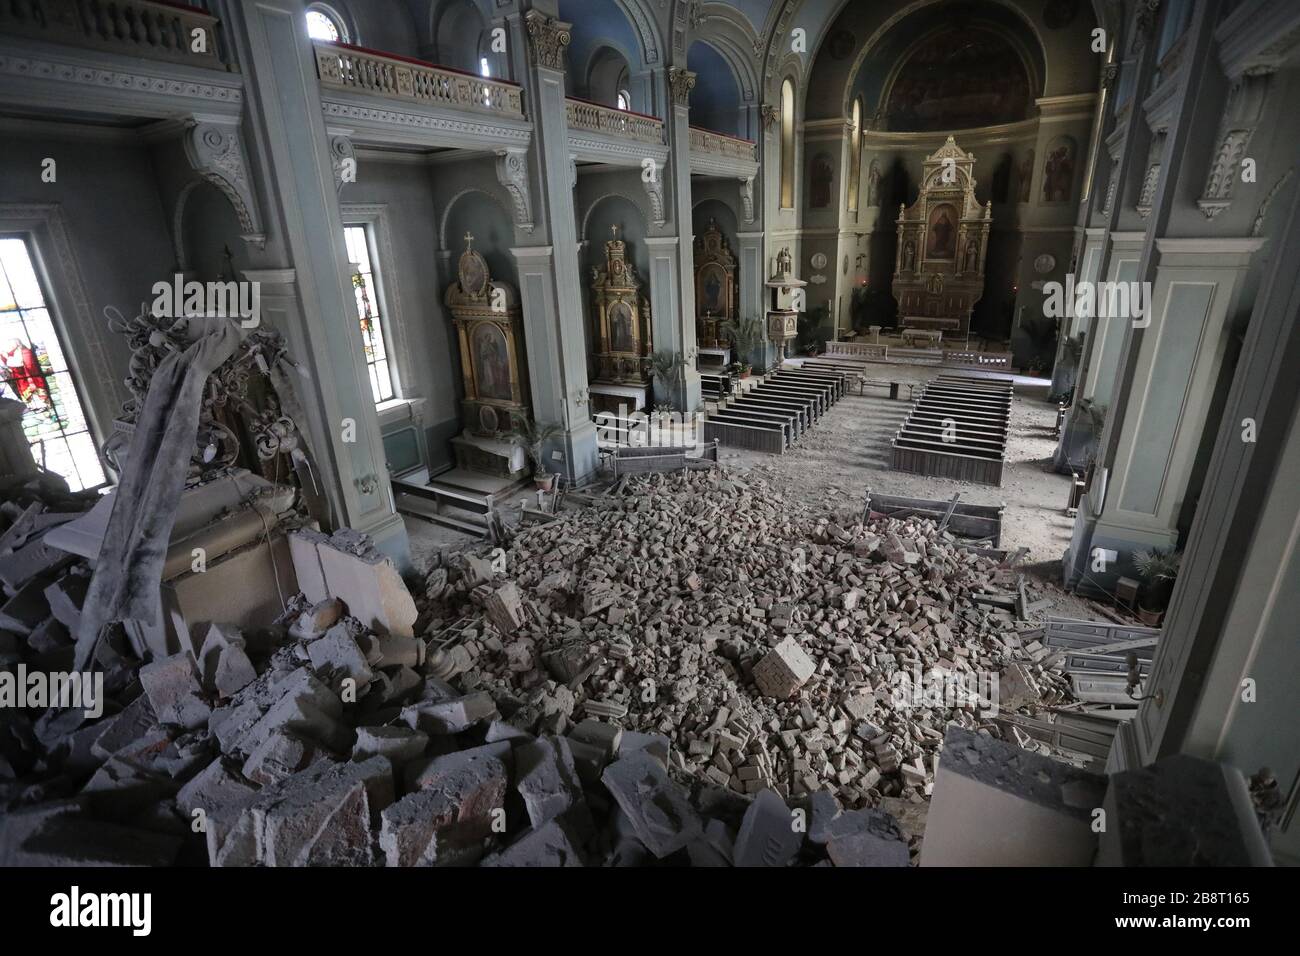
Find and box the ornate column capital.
[524,10,571,72]
[668,67,696,107]
[760,103,780,131]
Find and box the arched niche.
[177,180,248,279]
[581,194,649,281]
[585,46,632,108]
[687,40,741,135]
[432,0,488,74]
[440,191,518,290]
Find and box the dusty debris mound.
[419,469,1040,814]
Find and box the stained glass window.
[343,225,395,403]
[0,236,106,491]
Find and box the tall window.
[0,237,105,491]
[343,225,395,403]
[780,78,796,209]
[848,98,863,213]
[306,5,345,42]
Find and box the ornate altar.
[445,232,531,478]
[892,136,991,336]
[765,246,804,364]
[590,226,652,414]
[693,219,736,348]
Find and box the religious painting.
[901,239,916,272]
[460,253,487,297]
[883,27,1031,132]
[1017,149,1035,203]
[1042,137,1076,203]
[810,153,834,208]
[473,323,512,401]
[610,301,635,352]
[926,204,957,260]
[697,264,727,315]
[866,159,881,207]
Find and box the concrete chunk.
[733,788,801,867]
[601,750,701,858]
[752,637,816,699]
[138,652,211,730]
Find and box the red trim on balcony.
[565,94,661,123]
[689,125,756,145]
[321,41,522,87]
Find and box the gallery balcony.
[565,96,666,167]
[313,41,531,152]
[688,126,758,179]
[0,0,224,67]
[0,0,242,120]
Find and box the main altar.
[892,136,991,336]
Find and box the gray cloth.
[75,323,240,670]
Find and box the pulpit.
[766,246,804,364]
[590,227,652,415]
[693,219,736,349]
[892,136,991,336]
[445,233,531,478]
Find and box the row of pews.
[890,374,1013,486]
[702,364,850,454]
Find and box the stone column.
[641,64,701,412]
[502,7,597,483]
[1079,230,1145,408]
[218,0,406,563]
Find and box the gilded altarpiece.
[892,136,991,335]
[590,229,652,388]
[693,220,736,348]
[445,234,531,477]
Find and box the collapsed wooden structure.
[703,364,850,454]
[890,374,1013,486]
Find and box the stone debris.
[0,470,1084,867]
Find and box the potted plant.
[508,414,564,491]
[1132,547,1181,626]
[720,316,766,375]
[649,349,688,406]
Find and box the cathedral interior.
[0,0,1297,878]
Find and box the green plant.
[649,349,687,382]
[1132,546,1181,614]
[1132,547,1181,583]
[720,316,766,364]
[507,414,563,475]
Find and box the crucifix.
[610,224,620,240]
[464,231,475,251]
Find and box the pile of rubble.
[0,467,1066,867]
[420,471,1063,826]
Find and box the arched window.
[617,90,631,111]
[780,78,795,209]
[306,4,347,43]
[0,236,106,490]
[848,97,863,213]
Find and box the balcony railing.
[689,126,757,163]
[314,41,524,120]
[565,96,664,145]
[0,0,223,68]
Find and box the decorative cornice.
[524,10,571,72]
[0,50,243,105]
[668,67,696,107]
[329,133,355,193]
[321,100,531,146]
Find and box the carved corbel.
[329,132,356,194]
[183,119,265,248]
[760,104,779,131]
[642,173,666,226]
[495,149,535,233]
[739,176,755,223]
[1197,73,1271,220]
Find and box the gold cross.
[611,224,620,240]
[464,231,475,250]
